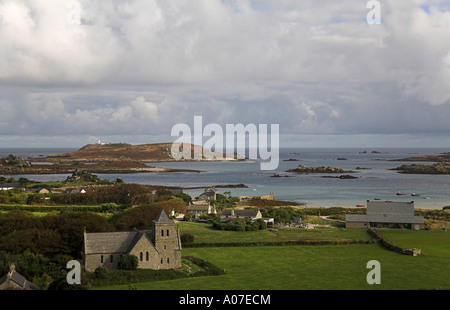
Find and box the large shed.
[346,200,424,230]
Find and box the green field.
[93,224,450,290]
[177,221,372,244]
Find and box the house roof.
[221,209,260,218]
[0,269,40,290]
[188,201,212,211]
[0,183,19,189]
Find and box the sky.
[0,0,450,148]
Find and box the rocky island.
[391,153,450,162]
[393,163,450,174]
[286,164,356,174]
[390,153,450,174]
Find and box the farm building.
[346,200,424,230]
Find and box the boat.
[356,205,365,207]
[396,192,406,195]
[411,193,421,197]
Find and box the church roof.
[155,209,173,223]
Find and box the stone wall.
[368,229,422,256]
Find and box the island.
[392,163,450,174]
[286,164,356,174]
[389,153,450,174]
[391,153,450,162]
[0,142,231,175]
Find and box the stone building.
[0,264,39,290]
[83,210,182,272]
[186,200,217,218]
[198,188,217,201]
[346,200,425,230]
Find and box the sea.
[1,147,450,209]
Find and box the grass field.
[177,221,373,244]
[93,224,450,290]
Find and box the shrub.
[94,266,109,279]
[118,254,138,270]
[180,233,195,244]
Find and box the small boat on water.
[411,193,421,196]
[356,204,365,207]
[396,192,406,195]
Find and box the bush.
[181,233,195,244]
[118,254,138,270]
[94,266,109,279]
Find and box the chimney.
[7,264,15,279]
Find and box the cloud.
[0,0,449,147]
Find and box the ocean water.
[1,147,450,209]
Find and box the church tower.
[152,209,182,269]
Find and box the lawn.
[94,242,449,290]
[93,226,449,290]
[177,221,372,244]
[377,229,450,257]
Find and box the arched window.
[160,258,163,264]
[140,252,143,261]
[167,229,170,237]
[167,257,170,264]
[146,252,149,261]
[161,230,164,237]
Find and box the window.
[160,258,163,264]
[167,229,170,237]
[100,255,104,263]
[164,245,167,250]
[140,252,143,261]
[167,257,170,264]
[146,252,149,261]
[161,230,164,237]
[110,255,113,263]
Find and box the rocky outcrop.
[393,163,450,174]
[287,165,356,174]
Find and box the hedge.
[0,204,127,213]
[182,239,376,248]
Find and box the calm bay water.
[1,147,450,209]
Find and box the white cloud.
[0,0,449,147]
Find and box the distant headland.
[0,142,232,175]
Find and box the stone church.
[83,210,182,272]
